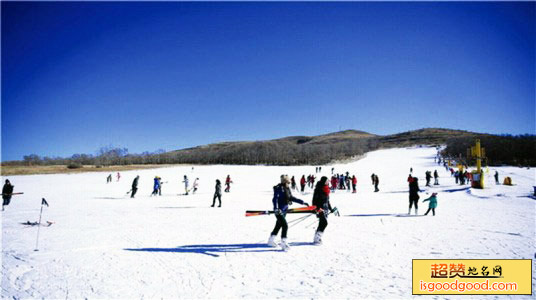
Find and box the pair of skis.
[245,205,317,217]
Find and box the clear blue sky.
[2,2,534,161]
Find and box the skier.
[183,175,189,195]
[158,177,163,196]
[131,175,139,198]
[291,176,297,191]
[423,193,438,216]
[371,173,375,185]
[312,176,334,245]
[373,174,379,192]
[433,170,439,185]
[224,175,232,192]
[211,179,222,207]
[331,167,334,175]
[300,175,306,192]
[330,176,337,192]
[116,172,121,182]
[494,171,499,184]
[408,177,420,215]
[192,178,199,194]
[152,176,160,196]
[267,175,309,251]
[2,179,14,211]
[107,174,112,183]
[425,171,432,187]
[351,175,357,193]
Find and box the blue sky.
[2,2,534,161]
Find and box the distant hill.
[159,128,483,165]
[4,128,534,171]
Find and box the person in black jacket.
[312,176,334,245]
[268,175,308,251]
[131,175,139,198]
[433,170,439,185]
[408,177,420,215]
[2,179,14,211]
[211,179,222,207]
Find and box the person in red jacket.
[330,176,337,192]
[225,175,233,192]
[300,175,306,192]
[351,175,357,193]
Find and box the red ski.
[245,205,317,217]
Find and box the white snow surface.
[2,147,535,299]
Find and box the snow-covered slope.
[2,147,535,298]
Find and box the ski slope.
[2,147,535,299]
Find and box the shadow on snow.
[345,213,425,218]
[124,242,315,257]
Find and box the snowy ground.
[2,147,535,299]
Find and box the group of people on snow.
[126,173,232,208]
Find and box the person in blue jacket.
[267,175,309,251]
[423,193,438,216]
[151,176,160,196]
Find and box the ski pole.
[289,214,314,228]
[34,198,48,251]
[287,214,311,224]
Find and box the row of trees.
[5,133,535,168]
[443,134,536,166]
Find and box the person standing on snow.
[224,175,232,192]
[211,179,222,207]
[371,173,375,186]
[183,175,189,195]
[2,179,14,211]
[107,174,112,183]
[425,171,432,187]
[291,176,297,191]
[152,176,160,196]
[116,172,121,182]
[423,193,438,216]
[408,177,420,215]
[267,175,309,251]
[300,175,306,193]
[373,174,379,192]
[192,178,199,194]
[351,175,357,193]
[131,175,139,198]
[312,176,335,245]
[494,171,499,184]
[433,170,439,185]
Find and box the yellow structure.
[469,139,485,189]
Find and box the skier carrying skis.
[312,176,334,245]
[211,179,222,207]
[408,177,420,215]
[131,175,139,198]
[268,175,309,251]
[2,179,14,211]
[183,175,189,195]
[224,175,232,192]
